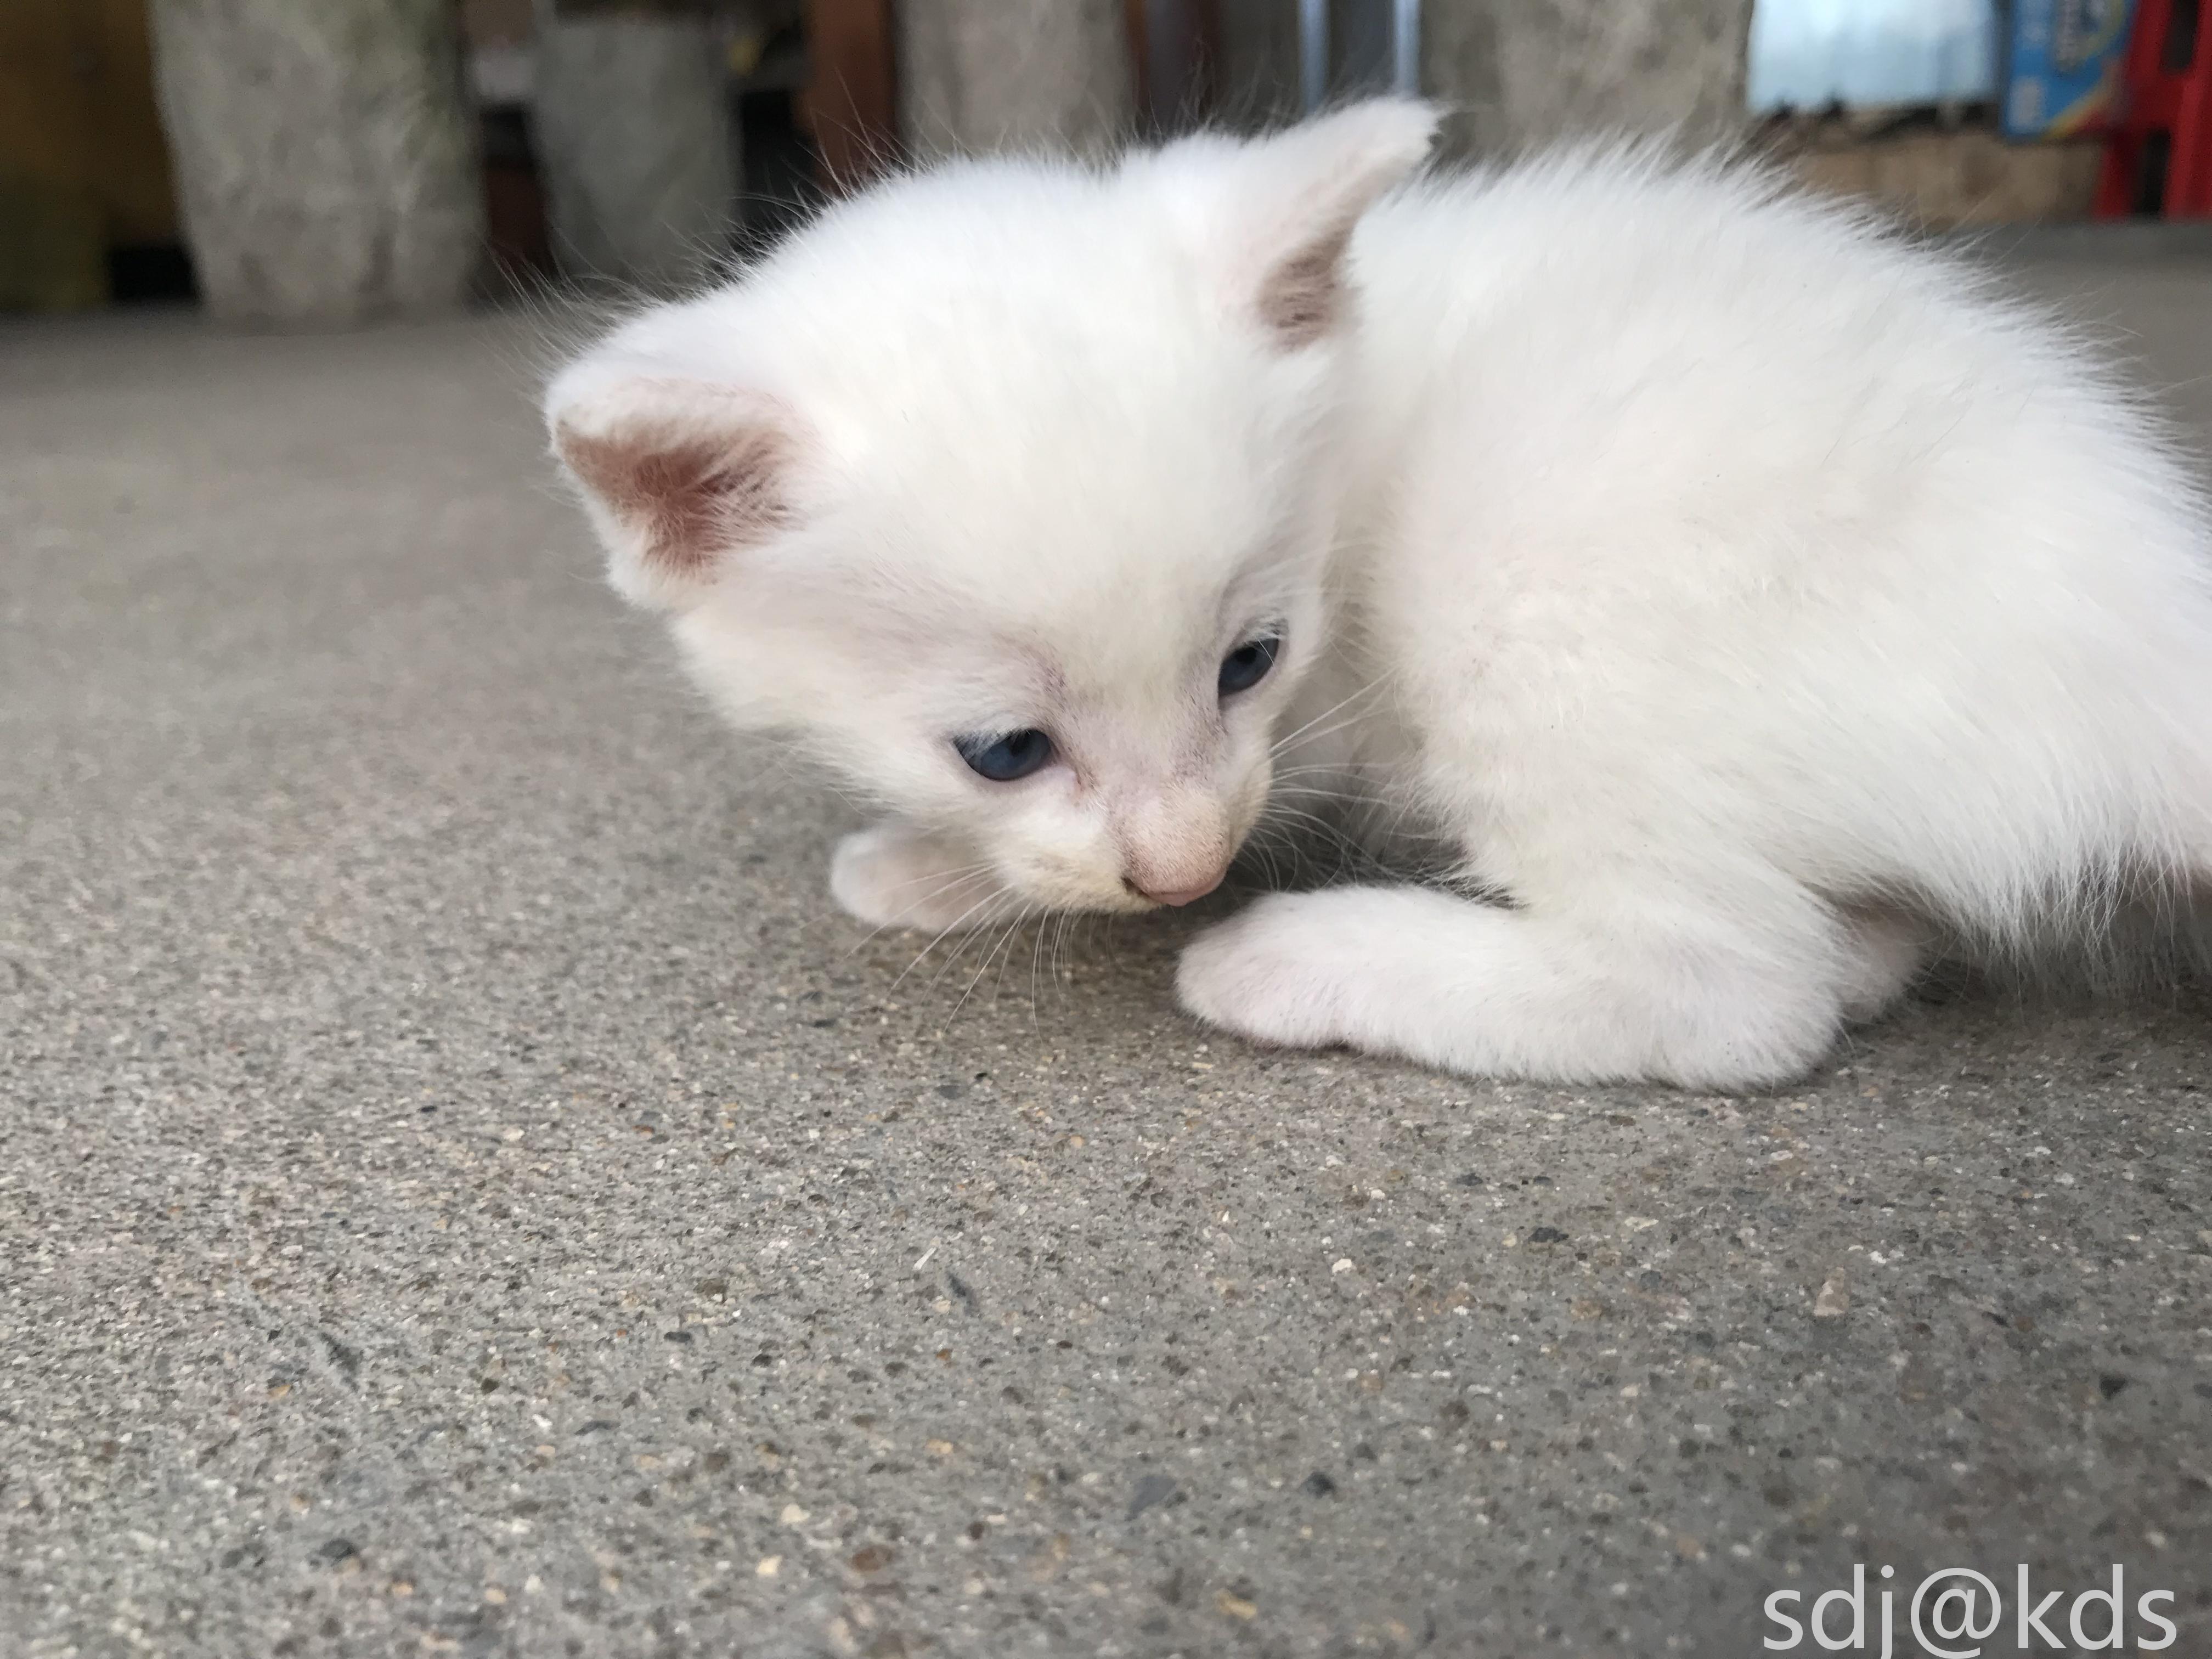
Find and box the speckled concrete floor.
[4,252,2210,1659]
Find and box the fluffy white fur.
[546,100,2212,1088]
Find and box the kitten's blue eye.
[1218,633,1282,696]
[955,727,1054,782]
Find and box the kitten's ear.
[546,370,802,611]
[1156,98,1440,350]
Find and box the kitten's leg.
[1835,905,1929,1023]
[1178,883,1885,1088]
[830,821,1009,932]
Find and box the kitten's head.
[547,100,1436,914]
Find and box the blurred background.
[0,0,2200,326]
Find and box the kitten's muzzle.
[1126,870,1225,907]
[1116,792,1234,908]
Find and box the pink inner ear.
[1256,219,1357,349]
[556,419,793,580]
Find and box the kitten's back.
[1339,148,2212,951]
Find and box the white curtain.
[1747,0,2001,111]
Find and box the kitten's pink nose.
[1133,870,1224,907]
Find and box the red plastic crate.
[2096,0,2212,216]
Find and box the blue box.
[2004,0,2135,138]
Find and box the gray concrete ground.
[4,251,2211,1659]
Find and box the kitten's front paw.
[1176,891,1362,1050]
[830,822,1003,932]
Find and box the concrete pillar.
[1424,0,1757,158]
[533,13,737,294]
[149,0,483,326]
[898,0,1134,161]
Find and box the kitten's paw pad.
[1176,893,1359,1049]
[830,823,1001,932]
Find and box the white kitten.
[546,100,2212,1088]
